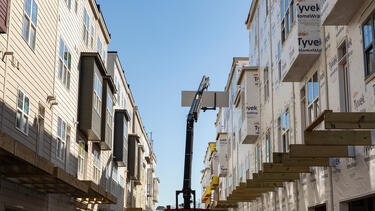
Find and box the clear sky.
[97,0,252,207]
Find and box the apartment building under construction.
[0,0,158,210]
[203,0,375,211]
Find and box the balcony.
[79,53,108,141]
[217,135,229,177]
[127,134,140,180]
[321,0,366,25]
[236,66,259,144]
[280,0,322,82]
[113,109,131,167]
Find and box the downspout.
[321,26,334,211]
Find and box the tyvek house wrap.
[280,0,322,80]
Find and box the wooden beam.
[262,163,310,173]
[255,172,300,182]
[233,187,274,193]
[305,110,333,131]
[246,180,284,188]
[289,145,355,158]
[325,112,375,129]
[272,153,286,163]
[282,157,331,167]
[226,197,257,202]
[305,130,375,146]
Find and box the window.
[57,117,67,161]
[265,131,271,162]
[90,25,94,48]
[363,17,375,78]
[58,39,71,89]
[281,0,295,43]
[78,141,85,174]
[255,144,260,172]
[105,164,109,179]
[300,88,306,142]
[64,0,71,9]
[123,116,128,137]
[112,165,118,182]
[83,8,89,46]
[74,0,78,14]
[106,94,113,126]
[93,149,101,183]
[22,0,38,49]
[264,67,269,101]
[98,37,103,57]
[93,73,102,115]
[338,42,351,112]
[282,110,290,152]
[16,89,30,134]
[120,176,125,188]
[346,196,375,211]
[307,72,319,124]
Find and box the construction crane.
[176,76,211,210]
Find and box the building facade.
[0,0,158,211]
[204,1,375,211]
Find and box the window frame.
[106,93,113,127]
[16,88,30,135]
[362,14,375,80]
[83,8,90,46]
[56,117,67,161]
[22,0,38,50]
[281,0,295,44]
[306,72,320,124]
[64,0,71,9]
[93,73,102,115]
[255,144,260,172]
[93,149,101,183]
[281,109,290,153]
[265,130,271,163]
[58,38,72,90]
[78,142,85,174]
[264,67,269,101]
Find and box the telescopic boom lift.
[176,76,211,210]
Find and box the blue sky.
[97,0,251,207]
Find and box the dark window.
[348,196,375,211]
[0,0,10,33]
[363,16,375,77]
[314,204,327,211]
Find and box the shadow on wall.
[99,157,125,210]
[0,101,82,210]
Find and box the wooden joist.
[305,110,333,131]
[282,157,331,167]
[262,163,310,173]
[324,112,375,129]
[289,145,355,158]
[233,187,275,193]
[256,172,300,182]
[305,130,375,146]
[246,180,284,188]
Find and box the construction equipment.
[175,76,211,210]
